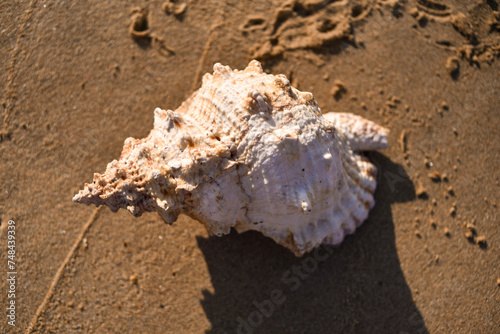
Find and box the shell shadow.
[197,152,428,334]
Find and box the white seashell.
[73,60,388,256]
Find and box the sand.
[0,0,499,333]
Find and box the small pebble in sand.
[441,173,449,182]
[447,186,454,196]
[129,274,138,284]
[68,301,74,308]
[431,198,437,206]
[428,171,441,182]
[386,96,400,108]
[465,223,476,232]
[445,57,459,77]
[330,80,345,100]
[464,230,474,242]
[410,7,419,17]
[443,227,451,237]
[333,79,343,87]
[415,230,422,238]
[418,12,428,26]
[360,102,366,109]
[441,101,449,110]
[77,303,84,311]
[430,219,437,229]
[449,204,457,217]
[476,236,487,248]
[416,183,428,199]
[497,278,500,287]
[386,100,396,108]
[424,158,433,168]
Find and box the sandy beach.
[0,0,499,333]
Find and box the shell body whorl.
[73,60,388,256]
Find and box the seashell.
[73,60,388,256]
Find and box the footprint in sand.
[247,0,371,60]
[129,7,151,42]
[416,0,451,17]
[162,0,187,18]
[410,1,500,65]
[128,6,175,58]
[239,16,267,34]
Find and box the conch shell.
[73,61,388,256]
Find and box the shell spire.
[73,60,388,256]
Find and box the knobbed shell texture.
[73,61,388,256]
